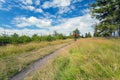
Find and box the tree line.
[0,32,66,45]
[0,29,92,45]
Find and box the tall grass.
[26,38,120,80]
[0,40,69,58]
[0,39,71,80]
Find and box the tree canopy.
[91,0,120,37]
[73,28,80,37]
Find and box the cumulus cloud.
[42,0,71,9]
[42,1,52,9]
[20,5,43,13]
[21,0,33,5]
[47,14,99,35]
[58,5,76,14]
[0,0,43,13]
[0,0,81,13]
[53,0,70,7]
[13,16,51,28]
[35,8,43,13]
[58,7,71,14]
[35,0,40,6]
[24,5,35,11]
[10,13,98,36]
[42,0,77,14]
[19,1,43,13]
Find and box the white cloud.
[11,13,99,36]
[48,14,99,36]
[20,5,43,13]
[21,0,33,5]
[26,0,79,14]
[35,0,40,5]
[19,0,43,13]
[0,0,5,3]
[58,5,76,14]
[26,5,35,11]
[58,7,71,14]
[0,0,74,13]
[42,1,51,9]
[0,0,43,13]
[35,8,43,13]
[13,16,52,28]
[53,0,70,7]
[81,8,90,14]
[42,0,71,9]
[71,0,83,3]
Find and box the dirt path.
[10,42,72,80]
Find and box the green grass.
[0,39,71,80]
[25,38,120,80]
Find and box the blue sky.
[0,0,98,36]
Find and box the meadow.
[0,39,71,80]
[24,38,120,80]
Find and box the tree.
[81,35,84,38]
[11,33,19,38]
[45,35,53,41]
[0,35,10,45]
[85,32,92,38]
[32,34,40,41]
[87,32,92,37]
[73,28,80,37]
[91,0,120,37]
[10,33,19,44]
[53,31,58,37]
[94,25,100,37]
[56,34,66,40]
[19,35,31,43]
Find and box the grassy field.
[0,39,71,80]
[24,38,120,80]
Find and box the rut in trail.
[10,43,72,80]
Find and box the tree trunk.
[113,31,115,37]
[118,26,120,37]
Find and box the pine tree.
[91,0,120,37]
[73,28,80,37]
[87,32,92,37]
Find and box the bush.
[0,36,10,45]
[32,34,41,42]
[55,34,66,40]
[0,32,67,45]
[19,35,31,43]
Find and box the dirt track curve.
[10,42,72,80]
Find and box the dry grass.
[0,40,70,58]
[24,42,71,80]
[25,38,120,80]
[0,39,71,80]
